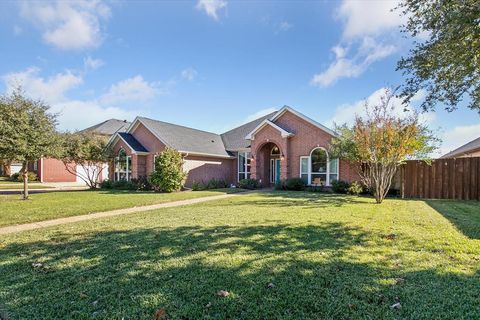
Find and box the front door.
[270,158,281,184]
[275,159,281,183]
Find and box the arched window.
[115,148,131,181]
[271,146,280,156]
[299,147,339,186]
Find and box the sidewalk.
[0,182,88,195]
[0,192,250,235]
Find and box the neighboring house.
[108,106,359,187]
[441,136,480,158]
[1,119,130,183]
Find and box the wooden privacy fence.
[400,157,480,200]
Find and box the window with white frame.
[238,152,251,181]
[115,149,132,181]
[299,148,339,186]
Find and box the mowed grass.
[0,192,479,319]
[0,189,242,227]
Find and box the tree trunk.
[22,161,29,200]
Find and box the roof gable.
[245,120,294,140]
[80,119,130,136]
[270,106,337,137]
[441,136,480,158]
[110,132,149,154]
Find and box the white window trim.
[237,152,250,182]
[299,148,339,186]
[115,148,131,181]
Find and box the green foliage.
[330,88,438,203]
[331,180,350,194]
[0,87,59,199]
[9,172,37,182]
[347,181,363,196]
[396,0,480,112]
[306,185,325,193]
[60,132,112,189]
[192,178,228,191]
[238,178,260,190]
[100,177,152,191]
[274,179,286,191]
[285,177,307,191]
[149,148,186,193]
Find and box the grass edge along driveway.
[0,188,243,227]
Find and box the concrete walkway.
[0,192,250,235]
[0,182,88,195]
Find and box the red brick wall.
[183,155,235,187]
[250,110,360,183]
[41,158,77,183]
[131,123,167,176]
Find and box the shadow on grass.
[425,199,480,240]
[1,223,478,319]
[234,191,369,208]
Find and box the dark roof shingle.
[220,111,277,151]
[81,119,130,136]
[118,132,148,153]
[138,117,231,157]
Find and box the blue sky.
[0,0,478,156]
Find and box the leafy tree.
[0,88,59,199]
[397,0,480,112]
[60,132,113,189]
[330,88,438,204]
[149,148,186,192]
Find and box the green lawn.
[0,192,479,319]
[0,189,242,227]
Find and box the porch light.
[280,154,285,161]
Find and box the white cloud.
[311,37,396,87]
[196,0,227,20]
[329,87,435,127]
[53,100,136,131]
[99,76,160,105]
[2,67,83,104]
[181,68,198,81]
[437,124,480,157]
[275,21,293,33]
[312,0,403,87]
[20,0,111,50]
[83,56,104,70]
[337,0,404,39]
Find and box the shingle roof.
[118,132,148,153]
[220,111,277,151]
[80,119,130,136]
[441,136,480,158]
[138,117,232,158]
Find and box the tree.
[0,88,59,200]
[60,132,113,189]
[149,148,186,193]
[396,0,480,112]
[330,88,438,204]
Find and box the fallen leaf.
[266,283,275,289]
[391,302,401,310]
[394,278,405,285]
[154,308,167,319]
[205,302,212,308]
[217,290,230,298]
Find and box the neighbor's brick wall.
[183,155,235,187]
[41,158,77,183]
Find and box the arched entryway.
[254,142,283,186]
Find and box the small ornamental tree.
[0,88,59,200]
[330,88,438,204]
[150,148,186,192]
[60,132,113,189]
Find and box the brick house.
[1,119,130,183]
[441,136,480,158]
[108,106,359,187]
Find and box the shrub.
[306,185,325,193]
[207,178,228,189]
[9,172,38,182]
[238,178,260,190]
[149,148,187,193]
[331,180,350,194]
[347,181,363,196]
[191,180,203,191]
[274,180,286,191]
[285,177,306,191]
[100,179,113,189]
[131,176,152,191]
